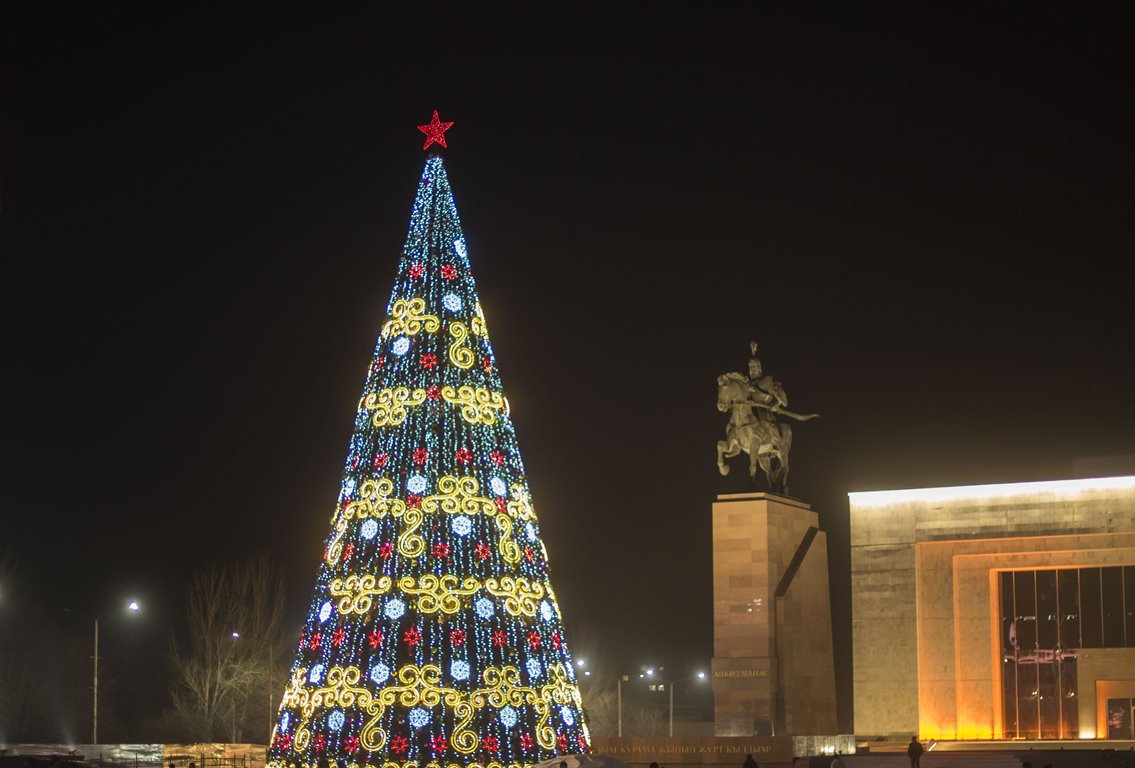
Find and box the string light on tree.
[267,111,588,768]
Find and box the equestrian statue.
[716,341,819,495]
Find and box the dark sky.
[2,5,1133,737]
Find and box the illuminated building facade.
[849,476,1135,741]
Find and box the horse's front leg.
[717,439,739,475]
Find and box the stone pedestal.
[711,492,837,736]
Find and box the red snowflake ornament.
[390,735,411,755]
[368,628,383,648]
[440,264,458,280]
[492,629,507,647]
[379,542,395,559]
[421,352,438,369]
[309,632,321,650]
[490,451,505,467]
[450,629,466,647]
[455,447,473,465]
[527,629,541,650]
[475,542,492,561]
[412,447,430,465]
[431,734,448,753]
[313,733,326,753]
[331,627,346,648]
[433,542,451,559]
[374,452,389,468]
[557,733,569,751]
[344,736,360,754]
[482,735,500,753]
[427,385,441,400]
[519,734,534,750]
[409,263,424,279]
[404,626,422,646]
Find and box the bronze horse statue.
[715,371,817,495]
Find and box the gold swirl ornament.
[494,514,522,564]
[397,574,480,615]
[396,505,426,558]
[471,301,489,338]
[472,665,539,712]
[506,484,537,521]
[535,663,583,748]
[328,573,393,615]
[325,478,406,565]
[483,576,545,617]
[414,475,521,563]
[361,387,429,427]
[394,476,496,559]
[279,662,577,759]
[381,298,440,339]
[441,385,508,425]
[447,321,475,368]
[373,665,470,752]
[422,475,496,517]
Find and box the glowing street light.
[93,599,140,744]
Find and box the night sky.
[2,5,1133,738]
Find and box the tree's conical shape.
[268,154,590,768]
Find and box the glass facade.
[1000,566,1135,738]
[1108,698,1135,739]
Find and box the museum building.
[849,475,1135,742]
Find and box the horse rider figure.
[746,342,790,419]
[716,341,819,495]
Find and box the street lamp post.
[642,667,706,737]
[93,600,140,744]
[232,631,276,738]
[617,675,623,737]
[668,673,706,737]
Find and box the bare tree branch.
[168,555,285,742]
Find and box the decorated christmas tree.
[268,112,590,768]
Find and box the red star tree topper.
[417,110,454,149]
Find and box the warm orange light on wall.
[850,475,1135,507]
[920,722,994,741]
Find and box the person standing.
[742,754,758,768]
[907,736,924,768]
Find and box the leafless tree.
[630,703,665,736]
[168,555,286,743]
[579,683,619,736]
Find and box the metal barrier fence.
[162,757,251,768]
